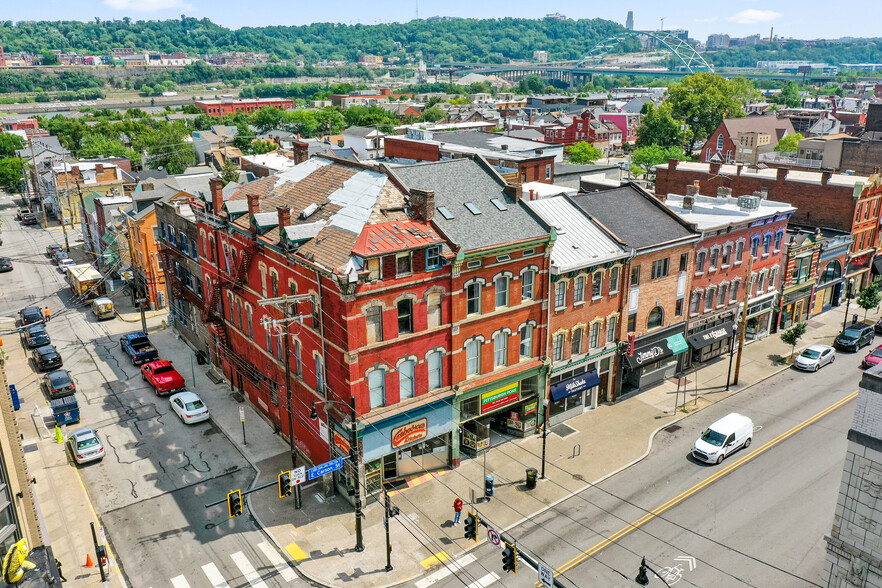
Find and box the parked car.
[120,332,159,365]
[20,324,50,348]
[46,244,63,257]
[20,212,37,225]
[874,316,882,335]
[58,258,77,272]
[141,360,185,396]
[793,344,836,371]
[16,207,31,220]
[66,427,104,464]
[169,391,210,424]
[0,257,12,272]
[91,297,115,320]
[863,344,882,369]
[19,306,44,326]
[692,413,753,465]
[32,345,62,371]
[834,323,875,352]
[42,369,76,399]
[52,250,70,265]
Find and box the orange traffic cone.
[85,553,94,568]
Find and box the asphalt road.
[0,195,306,588]
[422,338,860,587]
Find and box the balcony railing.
[757,152,822,169]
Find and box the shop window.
[690,291,702,315]
[572,328,583,355]
[555,282,566,308]
[695,252,706,274]
[428,351,443,390]
[519,325,533,358]
[366,307,383,343]
[609,266,620,293]
[718,284,728,306]
[709,249,719,271]
[592,272,603,298]
[553,334,564,361]
[590,323,601,349]
[466,283,481,315]
[396,252,412,276]
[399,360,415,399]
[647,306,664,329]
[368,369,386,408]
[762,235,772,256]
[521,270,535,301]
[630,265,641,286]
[652,258,669,279]
[397,299,413,334]
[495,276,510,308]
[704,289,715,311]
[722,245,731,266]
[606,316,618,343]
[735,241,744,263]
[427,293,442,328]
[494,333,508,368]
[315,355,324,393]
[820,260,841,284]
[426,245,441,270]
[466,340,481,377]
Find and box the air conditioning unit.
[737,196,761,210]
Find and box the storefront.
[846,252,873,292]
[686,319,736,364]
[620,323,688,393]
[777,283,814,331]
[457,366,543,458]
[745,290,777,339]
[547,348,616,426]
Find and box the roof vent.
[300,203,319,220]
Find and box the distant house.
[700,116,795,164]
[340,126,387,160]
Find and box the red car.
[863,344,882,369]
[140,360,185,396]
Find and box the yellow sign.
[480,382,520,414]
[2,539,34,584]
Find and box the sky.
[3,1,877,42]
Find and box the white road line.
[466,572,499,588]
[257,541,297,582]
[230,551,269,588]
[201,562,232,588]
[415,554,478,588]
[170,576,191,588]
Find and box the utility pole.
[58,158,71,252]
[733,255,756,386]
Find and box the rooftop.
[663,193,796,231]
[658,161,870,188]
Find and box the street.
[421,346,859,587]
[0,196,305,588]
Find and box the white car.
[67,427,105,464]
[169,391,210,424]
[794,344,836,372]
[58,258,77,272]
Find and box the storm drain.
[552,423,577,438]
[664,424,682,433]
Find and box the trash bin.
[484,475,494,498]
[526,468,538,490]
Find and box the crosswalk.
[155,543,296,588]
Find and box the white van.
[692,413,753,464]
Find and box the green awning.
[666,334,689,355]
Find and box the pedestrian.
[44,307,51,322]
[55,558,66,582]
[453,497,463,526]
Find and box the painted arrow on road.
[674,555,696,571]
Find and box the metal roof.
[352,220,443,256]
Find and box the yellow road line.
[421,551,450,569]
[553,391,857,578]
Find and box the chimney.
[685,184,699,197]
[668,158,679,170]
[71,165,80,175]
[821,171,832,185]
[777,167,788,182]
[292,141,309,165]
[277,206,291,228]
[682,195,694,211]
[501,144,509,152]
[247,193,260,217]
[716,187,732,199]
[209,177,224,213]
[504,183,523,201]
[337,139,344,147]
[409,188,435,221]
[709,162,721,175]
[95,163,104,174]
[736,163,743,176]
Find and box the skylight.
[490,198,507,211]
[464,202,481,215]
[437,206,454,220]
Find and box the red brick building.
[195,97,296,116]
[541,110,623,154]
[777,230,823,329]
[844,174,882,293]
[699,117,795,164]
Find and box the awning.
[550,370,601,402]
[687,321,737,350]
[873,257,882,276]
[624,333,688,369]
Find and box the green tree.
[565,142,603,164]
[0,133,24,158]
[420,106,445,122]
[666,73,746,152]
[251,106,285,133]
[774,132,805,154]
[220,159,240,185]
[251,139,277,155]
[0,157,26,193]
[315,108,346,135]
[772,81,802,108]
[856,284,882,319]
[631,145,687,177]
[135,123,195,174]
[634,102,685,150]
[232,122,255,153]
[78,134,137,161]
[40,50,58,66]
[780,322,807,362]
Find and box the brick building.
[699,117,795,164]
[777,229,824,329]
[844,174,882,293]
[541,110,624,154]
[194,97,296,117]
[569,185,700,395]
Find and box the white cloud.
[727,9,782,24]
[104,0,189,12]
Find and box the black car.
[20,306,45,326]
[31,345,62,371]
[875,318,882,335]
[21,324,50,348]
[0,257,11,272]
[43,369,76,399]
[46,244,63,257]
[834,323,875,352]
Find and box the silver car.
[794,344,836,372]
[67,427,105,464]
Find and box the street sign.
[292,466,306,485]
[239,406,245,421]
[487,528,501,548]
[538,563,554,587]
[308,457,344,480]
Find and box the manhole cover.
[664,425,682,433]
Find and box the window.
[606,316,617,343]
[315,355,323,393]
[553,334,565,361]
[716,134,724,150]
[521,270,535,301]
[704,288,715,311]
[574,276,585,303]
[494,332,508,368]
[271,272,279,298]
[647,306,664,329]
[427,293,442,328]
[630,265,641,286]
[735,241,744,263]
[555,282,566,308]
[236,299,242,329]
[368,369,386,408]
[545,164,551,180]
[246,306,253,337]
[695,251,706,274]
[731,280,740,302]
[609,266,620,293]
[260,266,267,297]
[762,234,772,256]
[277,330,283,358]
[691,292,703,315]
[592,273,603,298]
[679,253,688,272]
[675,297,683,317]
[519,325,533,358]
[590,323,601,349]
[399,360,415,399]
[718,284,728,306]
[651,258,669,280]
[769,267,778,290]
[396,252,412,276]
[628,312,636,332]
[722,245,731,266]
[572,328,583,355]
[466,341,481,376]
[751,237,760,257]
[774,232,784,251]
[294,340,302,376]
[466,283,481,315]
[709,249,719,271]
[397,299,413,334]
[428,351,443,390]
[426,246,441,270]
[756,272,766,292]
[495,276,510,308]
[366,307,383,343]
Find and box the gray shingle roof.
[567,185,698,250]
[390,158,549,251]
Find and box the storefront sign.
[390,418,428,449]
[624,333,688,368]
[550,370,601,402]
[334,431,350,454]
[524,402,538,416]
[481,382,520,414]
[850,254,870,268]
[687,321,736,350]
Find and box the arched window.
[399,360,415,399]
[647,306,664,329]
[820,260,842,284]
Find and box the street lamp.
[843,277,856,331]
[310,395,364,552]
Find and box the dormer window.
[396,252,412,276]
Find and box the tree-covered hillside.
[706,39,882,68]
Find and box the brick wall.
[384,137,441,162]
[626,243,694,338]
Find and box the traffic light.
[278,471,292,498]
[227,489,243,517]
[501,542,517,574]
[464,512,477,541]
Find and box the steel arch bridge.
[577,30,714,74]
